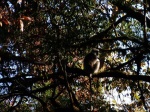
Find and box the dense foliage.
[0,0,150,111]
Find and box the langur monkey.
[83,48,100,75]
[83,48,100,111]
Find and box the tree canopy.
[0,0,150,111]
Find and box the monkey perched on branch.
[83,48,100,111]
[83,48,100,75]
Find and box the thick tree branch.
[66,67,150,82]
[99,47,141,53]
[97,36,143,44]
[0,51,46,65]
[94,71,150,82]
[111,1,150,28]
[71,15,128,48]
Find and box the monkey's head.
[91,48,99,57]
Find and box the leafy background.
[0,0,150,112]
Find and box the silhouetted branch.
[71,15,128,48]
[67,67,150,82]
[111,0,150,28]
[94,71,150,82]
[0,51,46,65]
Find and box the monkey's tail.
[89,73,93,112]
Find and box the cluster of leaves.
[0,0,150,111]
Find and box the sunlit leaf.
[19,20,24,32]
[134,92,140,101]
[112,99,117,104]
[0,22,2,27]
[2,18,10,25]
[17,0,22,4]
[21,16,33,21]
